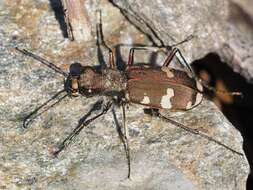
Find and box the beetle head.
[78,66,104,96]
[65,64,104,97]
[64,63,81,97]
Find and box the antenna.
[15,47,68,77]
[23,89,68,128]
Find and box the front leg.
[52,101,112,156]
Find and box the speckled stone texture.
[0,0,249,189]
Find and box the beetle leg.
[122,103,129,139]
[96,10,116,69]
[162,34,194,67]
[108,49,116,69]
[127,46,169,66]
[127,48,135,66]
[121,103,131,178]
[166,49,243,97]
[162,48,178,67]
[22,89,68,129]
[174,48,196,78]
[163,48,196,78]
[157,111,243,156]
[170,34,195,47]
[52,101,112,156]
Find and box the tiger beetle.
[15,13,243,179]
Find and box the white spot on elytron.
[196,80,203,92]
[160,88,174,109]
[141,96,150,104]
[161,66,174,78]
[186,101,192,109]
[194,93,203,106]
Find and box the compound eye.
[72,79,78,89]
[71,78,79,96]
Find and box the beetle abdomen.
[126,67,203,110]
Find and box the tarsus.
[158,113,244,156]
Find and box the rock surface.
[0,0,249,189]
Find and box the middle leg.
[121,103,131,178]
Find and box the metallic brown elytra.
[126,66,203,110]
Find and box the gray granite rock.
[0,0,249,189]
